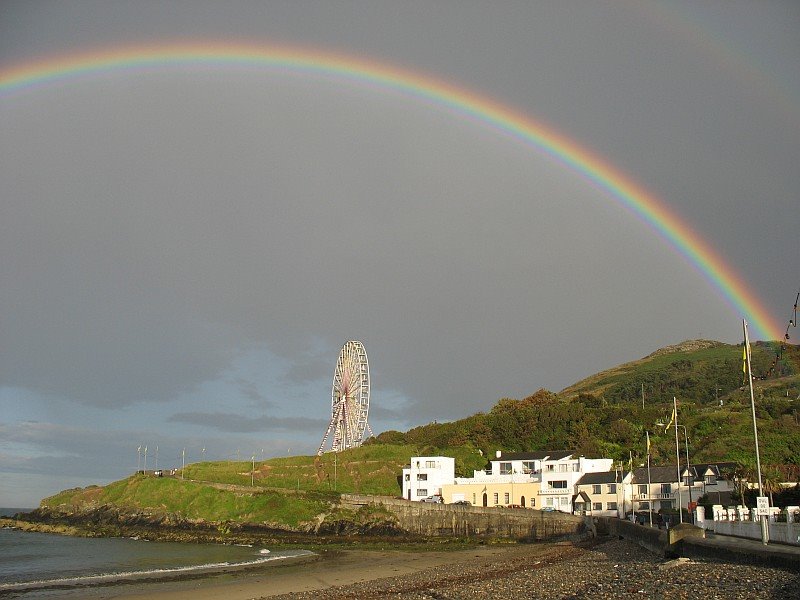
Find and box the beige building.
[441,479,541,508]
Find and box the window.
[683,475,692,486]
[705,474,717,485]
[592,502,603,511]
[546,464,555,472]
[661,483,672,495]
[499,462,512,474]
[661,500,673,510]
[417,474,427,481]
[425,461,436,468]
[560,497,569,506]
[493,493,499,505]
[504,493,510,504]
[522,461,536,473]
[558,463,569,472]
[572,463,580,472]
[417,489,428,497]
[607,502,617,510]
[550,480,568,489]
[531,498,535,507]
[639,501,650,510]
[472,493,476,504]
[638,484,648,495]
[404,474,410,481]
[607,484,617,494]
[546,498,553,507]
[592,484,602,495]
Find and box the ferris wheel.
[317,341,371,455]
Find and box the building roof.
[690,462,737,477]
[576,470,623,485]
[498,451,572,461]
[632,465,682,484]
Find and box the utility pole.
[641,383,645,410]
[182,447,186,480]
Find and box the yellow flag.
[742,345,747,373]
[664,404,675,433]
[646,434,651,455]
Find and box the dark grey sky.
[1,1,798,506]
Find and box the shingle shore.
[268,538,800,599]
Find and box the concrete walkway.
[682,530,800,570]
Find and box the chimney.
[496,450,502,459]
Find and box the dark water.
[0,509,32,518]
[0,525,311,597]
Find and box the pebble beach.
[267,538,800,600]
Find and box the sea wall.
[593,516,667,555]
[341,494,587,541]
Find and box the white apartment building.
[402,456,455,501]
[537,453,613,512]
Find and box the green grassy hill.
[38,339,800,525]
[374,340,800,476]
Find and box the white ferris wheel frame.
[317,340,371,454]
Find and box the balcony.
[538,488,570,495]
[638,493,674,500]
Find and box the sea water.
[0,523,312,597]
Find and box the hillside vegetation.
[38,340,800,527]
[375,340,800,478]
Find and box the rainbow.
[0,41,783,341]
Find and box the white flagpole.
[646,430,653,527]
[630,450,635,522]
[743,319,768,544]
[673,396,683,524]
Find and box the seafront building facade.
[404,451,738,522]
[439,451,614,512]
[402,456,455,501]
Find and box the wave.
[0,549,314,592]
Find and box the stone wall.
[341,494,587,541]
[593,516,667,555]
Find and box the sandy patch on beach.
[101,544,524,600]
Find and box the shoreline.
[103,543,530,600]
[3,533,798,599]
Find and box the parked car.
[452,500,471,506]
[422,495,443,503]
[507,504,524,509]
[541,506,556,512]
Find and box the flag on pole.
[742,344,747,374]
[646,432,651,456]
[664,403,676,433]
